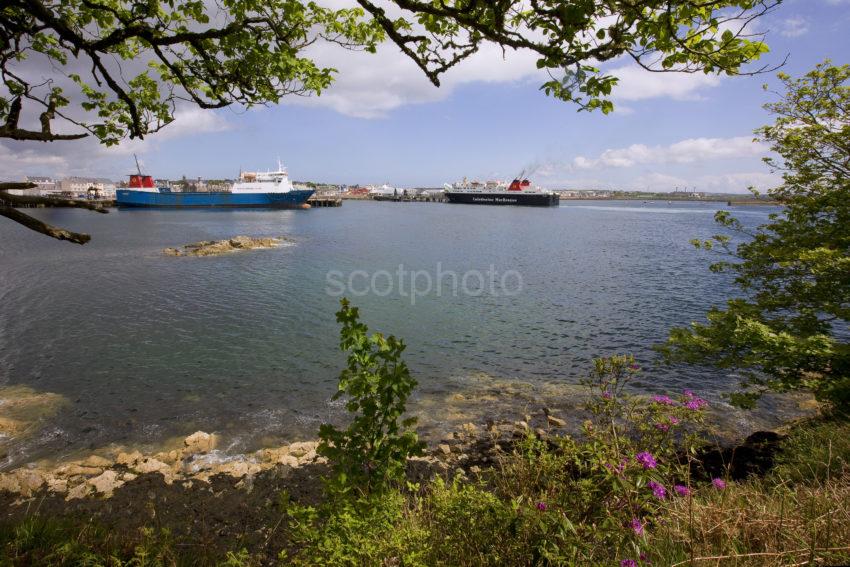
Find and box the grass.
[656,473,850,565]
[2,415,849,566]
[0,517,180,566]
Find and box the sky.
[2,0,849,193]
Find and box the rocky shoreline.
[0,411,799,563]
[0,414,570,503]
[0,409,791,503]
[0,432,321,500]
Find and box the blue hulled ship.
[116,160,314,208]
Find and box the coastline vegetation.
[1,345,848,565]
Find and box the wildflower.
[674,484,691,497]
[536,502,547,511]
[629,363,641,371]
[651,394,675,405]
[669,416,680,425]
[683,389,694,398]
[635,451,657,469]
[684,396,708,410]
[639,552,649,562]
[621,560,638,567]
[604,460,627,476]
[602,390,612,399]
[712,478,727,490]
[648,481,667,500]
[629,517,644,536]
[654,422,670,432]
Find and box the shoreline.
[0,412,812,563]
[0,401,815,502]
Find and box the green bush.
[283,490,427,566]
[317,298,424,495]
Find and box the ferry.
[116,158,314,208]
[443,175,559,207]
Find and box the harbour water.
[0,201,803,468]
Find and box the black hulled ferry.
[443,177,559,207]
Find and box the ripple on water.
[0,201,786,467]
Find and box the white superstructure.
[233,160,296,194]
[368,184,400,197]
[444,176,553,195]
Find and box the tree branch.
[0,96,88,141]
[0,190,110,213]
[0,205,91,244]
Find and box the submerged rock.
[163,235,291,257]
[0,386,67,442]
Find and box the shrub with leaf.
[316,298,425,494]
[485,355,711,564]
[661,61,850,410]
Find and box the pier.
[307,194,342,207]
[370,194,446,203]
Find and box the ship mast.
[134,153,143,176]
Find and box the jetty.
[307,194,342,207]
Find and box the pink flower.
[536,501,547,511]
[640,552,650,562]
[712,478,727,490]
[683,389,694,398]
[648,481,667,500]
[602,390,612,399]
[629,363,641,371]
[654,422,670,432]
[621,560,638,567]
[685,397,708,410]
[669,416,680,425]
[635,451,657,469]
[674,484,691,497]
[629,517,644,536]
[652,395,676,405]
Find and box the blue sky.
[3,0,849,193]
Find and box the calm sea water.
[0,200,792,467]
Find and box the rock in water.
[184,431,217,454]
[163,235,289,257]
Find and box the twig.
[670,546,850,566]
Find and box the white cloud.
[290,30,727,118]
[530,135,778,194]
[778,16,809,37]
[608,65,722,102]
[288,40,541,119]
[105,107,232,156]
[0,107,232,179]
[572,136,767,170]
[0,144,69,179]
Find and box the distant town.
[5,175,776,204]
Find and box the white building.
[57,177,117,197]
[1,176,58,196]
